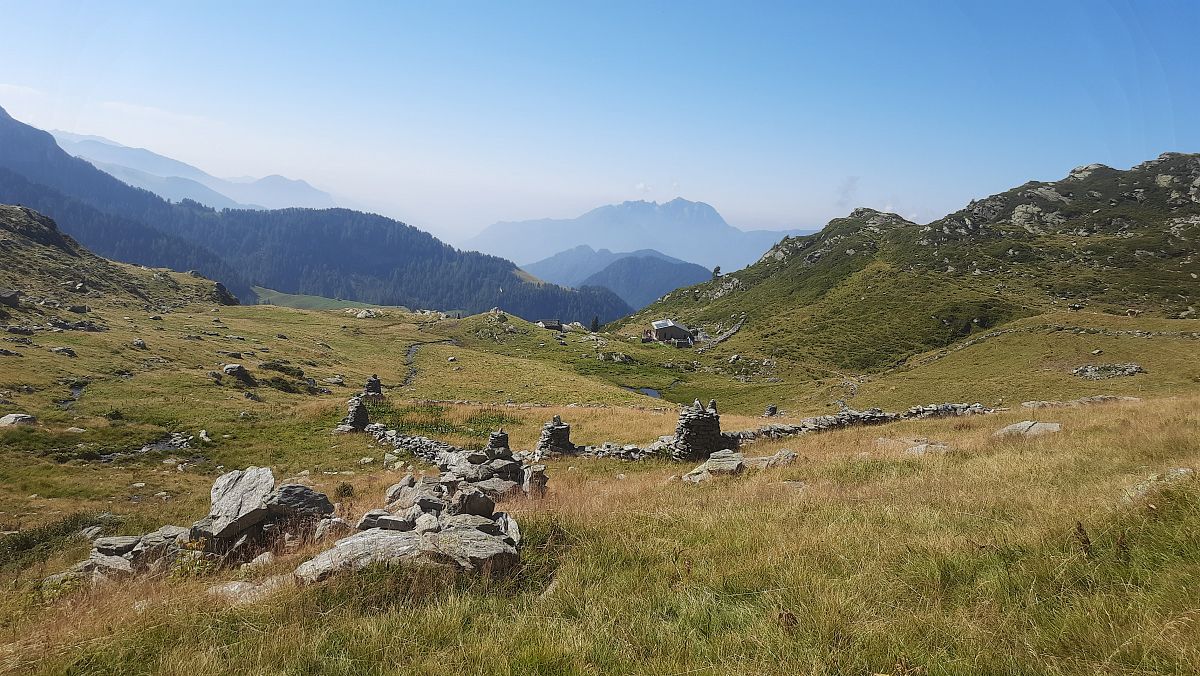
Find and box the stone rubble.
[1071,363,1146,380]
[1021,395,1141,409]
[682,448,798,484]
[294,429,541,584]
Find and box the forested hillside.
[0,106,630,321]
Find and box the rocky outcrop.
[1071,363,1146,380]
[44,525,191,587]
[188,467,338,561]
[48,467,346,588]
[682,448,797,484]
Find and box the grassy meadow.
[1,280,1199,674]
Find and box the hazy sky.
[1,0,1197,242]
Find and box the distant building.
[536,319,563,331]
[649,319,693,346]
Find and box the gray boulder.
[191,466,275,541]
[265,484,334,519]
[425,528,519,574]
[449,487,494,518]
[473,478,522,501]
[294,529,437,583]
[355,508,390,530]
[0,413,36,427]
[94,535,140,556]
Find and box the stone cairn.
[670,399,735,461]
[334,396,370,434]
[534,415,576,459]
[361,374,384,402]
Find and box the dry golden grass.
[3,395,1198,674]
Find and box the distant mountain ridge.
[579,255,712,310]
[523,245,692,288]
[0,106,631,322]
[522,244,712,310]
[49,131,335,210]
[463,198,807,271]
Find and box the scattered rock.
[50,346,77,357]
[993,421,1062,437]
[0,413,36,427]
[1124,467,1194,502]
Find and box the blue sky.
[1,0,1197,241]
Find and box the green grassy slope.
[617,153,1200,372]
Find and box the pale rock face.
[992,421,1062,437]
[192,466,275,540]
[0,413,36,427]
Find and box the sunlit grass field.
[1,287,1199,674]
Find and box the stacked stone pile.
[533,415,576,459]
[334,397,370,434]
[295,430,543,583]
[670,399,734,461]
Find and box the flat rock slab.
[0,413,36,427]
[294,529,436,584]
[993,421,1062,437]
